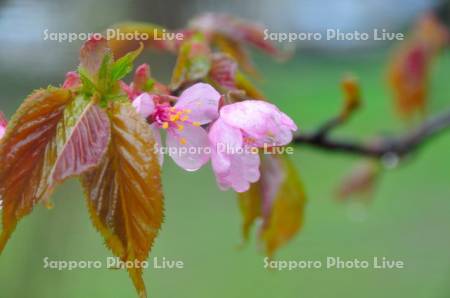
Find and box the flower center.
[152,103,200,144]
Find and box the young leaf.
[80,36,111,79]
[51,96,111,184]
[107,22,176,59]
[213,35,258,77]
[209,53,238,90]
[340,75,361,119]
[171,33,211,90]
[259,155,307,258]
[0,88,72,252]
[81,102,163,298]
[110,43,144,82]
[189,13,289,75]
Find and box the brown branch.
[293,109,450,158]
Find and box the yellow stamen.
[180,137,187,145]
[181,115,189,121]
[170,114,180,122]
[178,124,184,131]
[162,122,169,129]
[192,121,201,127]
[184,109,192,114]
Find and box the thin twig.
[293,109,450,158]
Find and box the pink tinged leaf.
[63,71,81,89]
[132,93,156,119]
[175,83,221,125]
[51,97,111,183]
[210,53,238,89]
[337,160,380,201]
[133,64,151,91]
[166,124,210,171]
[190,13,286,57]
[220,100,297,146]
[79,36,110,77]
[120,81,134,100]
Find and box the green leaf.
[110,43,143,82]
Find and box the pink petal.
[166,125,210,171]
[220,100,297,147]
[132,93,155,119]
[208,118,243,149]
[0,112,7,139]
[209,118,244,175]
[214,149,260,192]
[176,83,221,124]
[211,149,231,176]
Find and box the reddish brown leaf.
[107,23,176,59]
[190,13,285,57]
[0,88,72,252]
[81,102,163,298]
[337,160,380,202]
[388,13,448,118]
[80,36,110,78]
[51,96,111,184]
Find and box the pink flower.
[0,112,8,139]
[133,83,221,171]
[208,100,297,192]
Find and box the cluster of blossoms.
[121,64,298,192]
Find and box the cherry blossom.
[133,83,221,171]
[209,100,297,192]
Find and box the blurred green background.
[0,0,450,297]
